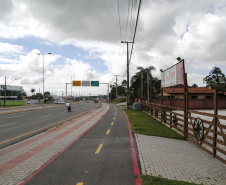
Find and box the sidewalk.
[0,103,109,185]
[136,134,226,185]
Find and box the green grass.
[124,109,184,139]
[0,101,26,107]
[123,109,192,184]
[141,175,198,185]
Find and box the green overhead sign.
[91,81,99,86]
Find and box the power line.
[129,0,142,63]
[116,0,122,41]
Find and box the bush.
[117,97,126,103]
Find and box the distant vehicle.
[27,101,30,104]
[55,98,64,104]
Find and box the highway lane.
[0,102,100,149]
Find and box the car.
[27,101,30,104]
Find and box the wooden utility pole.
[114,75,119,101]
[141,71,143,100]
[121,41,133,109]
[147,73,150,103]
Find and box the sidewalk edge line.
[123,110,141,185]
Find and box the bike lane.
[22,104,141,185]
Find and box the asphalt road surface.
[0,102,100,149]
[25,104,140,185]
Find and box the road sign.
[1,85,6,89]
[73,81,81,86]
[82,81,90,86]
[91,81,99,86]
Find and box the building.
[162,86,226,100]
[0,84,23,101]
[154,85,226,109]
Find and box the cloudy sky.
[0,0,226,97]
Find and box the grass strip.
[124,109,184,139]
[141,175,198,185]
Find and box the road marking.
[95,143,103,154]
[39,114,54,118]
[76,183,83,185]
[106,129,110,135]
[0,122,17,128]
[113,117,115,120]
[5,114,25,118]
[111,122,114,125]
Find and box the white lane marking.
[0,122,17,128]
[39,114,53,119]
[5,114,26,119]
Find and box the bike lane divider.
[0,104,110,185]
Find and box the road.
[0,102,100,149]
[24,104,140,185]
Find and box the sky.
[0,0,226,97]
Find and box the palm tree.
[130,66,158,99]
[31,88,35,96]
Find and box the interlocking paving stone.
[136,134,226,185]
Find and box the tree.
[23,89,27,96]
[30,88,35,96]
[192,83,198,88]
[203,67,226,92]
[130,66,157,99]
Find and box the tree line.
[110,66,226,101]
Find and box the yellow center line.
[111,122,114,125]
[76,183,83,185]
[106,129,110,135]
[113,117,115,120]
[95,143,103,154]
[0,111,91,145]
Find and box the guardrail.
[141,101,226,165]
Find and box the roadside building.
[0,84,23,101]
[154,85,226,109]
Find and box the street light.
[9,79,17,85]
[37,52,51,107]
[3,77,18,107]
[68,74,75,97]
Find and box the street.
[0,102,99,149]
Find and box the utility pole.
[4,76,6,107]
[147,73,150,103]
[121,41,134,109]
[141,72,143,100]
[114,75,119,101]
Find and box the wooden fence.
[140,99,226,165]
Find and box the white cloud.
[0,0,226,95]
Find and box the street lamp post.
[3,77,17,107]
[68,74,75,97]
[37,52,51,108]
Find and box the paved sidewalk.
[0,103,109,185]
[136,134,226,185]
